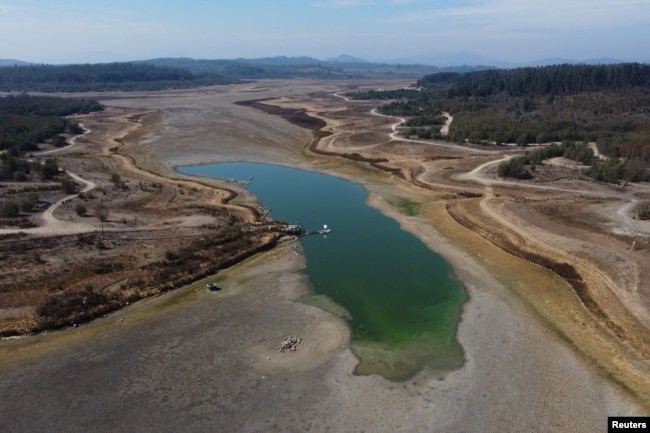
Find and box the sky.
[1,0,649,65]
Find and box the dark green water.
[179,163,466,379]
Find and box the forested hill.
[0,94,102,153]
[140,57,493,79]
[418,63,650,97]
[0,94,103,185]
[349,63,650,183]
[0,62,236,92]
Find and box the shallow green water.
[179,163,466,379]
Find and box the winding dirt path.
[36,123,91,156]
[0,171,97,236]
[372,108,650,240]
[0,124,99,236]
[460,153,650,238]
[370,109,493,154]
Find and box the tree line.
[344,89,422,101]
[418,63,650,97]
[0,94,103,183]
[0,94,102,116]
[347,63,650,183]
[496,141,649,183]
[0,62,235,92]
[0,94,101,153]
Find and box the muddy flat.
[1,80,648,432]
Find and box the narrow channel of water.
[179,163,466,380]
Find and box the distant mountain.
[519,57,631,66]
[11,54,639,87]
[519,57,575,67]
[383,51,647,69]
[4,54,646,72]
[140,56,485,79]
[387,51,514,68]
[235,56,321,66]
[0,62,236,92]
[326,54,368,63]
[0,59,31,67]
[583,57,629,65]
[140,57,330,78]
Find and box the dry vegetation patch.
[0,104,293,336]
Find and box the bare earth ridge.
[1,80,648,432]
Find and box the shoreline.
[162,101,647,407]
[169,152,645,425]
[1,81,646,432]
[237,89,650,406]
[146,85,650,406]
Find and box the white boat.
[318,224,332,234]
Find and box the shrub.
[75,203,87,216]
[497,158,531,179]
[36,287,111,324]
[21,193,39,212]
[38,158,59,181]
[638,203,650,220]
[60,179,77,194]
[585,159,624,183]
[1,200,21,218]
[52,135,67,147]
[93,262,123,274]
[12,172,27,181]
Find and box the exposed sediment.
[1,81,646,432]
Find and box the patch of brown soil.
[446,200,626,340]
[441,197,650,403]
[235,98,327,130]
[0,105,291,336]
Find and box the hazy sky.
[1,0,649,64]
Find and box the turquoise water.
[179,163,466,379]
